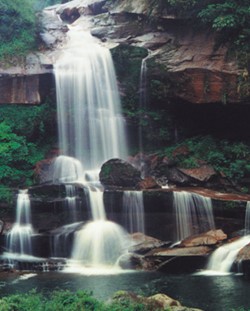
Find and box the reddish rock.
[147,246,212,257]
[179,165,217,183]
[137,176,160,189]
[180,229,227,247]
[235,243,250,262]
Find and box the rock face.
[0,0,243,105]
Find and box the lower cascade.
[5,190,33,257]
[69,185,131,269]
[122,191,145,235]
[173,191,215,242]
[204,201,250,274]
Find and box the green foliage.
[0,0,37,59]
[0,122,40,187]
[198,1,250,52]
[0,101,56,203]
[166,0,198,11]
[0,290,166,311]
[162,136,250,183]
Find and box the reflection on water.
[0,272,250,311]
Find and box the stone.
[148,293,181,307]
[235,243,250,262]
[146,246,212,257]
[129,234,172,255]
[99,158,142,188]
[180,229,227,247]
[137,176,161,190]
[179,165,217,183]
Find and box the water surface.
[0,271,250,311]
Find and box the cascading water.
[70,186,130,269]
[245,201,250,233]
[6,190,33,256]
[173,191,215,242]
[122,191,145,234]
[136,56,149,176]
[54,26,127,171]
[204,201,250,274]
[64,185,78,223]
[54,24,130,271]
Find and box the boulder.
[99,158,142,188]
[235,243,250,262]
[118,253,151,270]
[180,229,227,247]
[128,233,172,254]
[179,165,217,183]
[146,246,212,257]
[148,293,181,308]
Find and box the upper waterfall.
[54,25,128,174]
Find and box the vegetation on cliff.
[0,0,60,59]
[0,100,56,204]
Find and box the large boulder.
[180,229,227,247]
[99,158,142,188]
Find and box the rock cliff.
[0,0,243,105]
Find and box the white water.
[53,23,130,271]
[54,26,127,171]
[173,191,215,242]
[6,190,33,256]
[245,201,250,233]
[71,186,130,268]
[202,201,250,275]
[122,191,145,234]
[205,235,250,274]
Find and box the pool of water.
[0,271,250,310]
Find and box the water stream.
[173,191,215,242]
[5,190,34,257]
[122,190,145,234]
[204,201,250,274]
[54,25,127,170]
[53,24,131,271]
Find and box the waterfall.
[204,201,250,274]
[173,191,215,242]
[245,201,250,233]
[206,236,250,274]
[6,190,33,256]
[71,186,130,268]
[54,27,127,172]
[53,25,130,270]
[136,57,148,176]
[122,191,145,234]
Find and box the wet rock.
[179,165,217,184]
[180,229,227,247]
[118,253,151,270]
[129,236,172,255]
[137,176,161,190]
[147,246,212,257]
[0,220,4,235]
[99,158,142,188]
[235,243,250,262]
